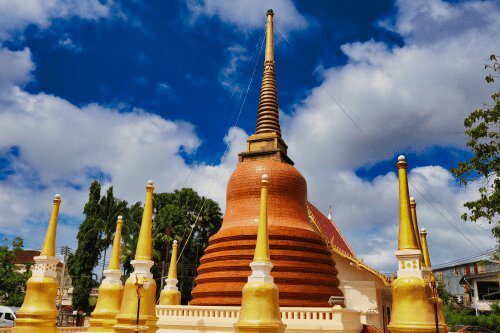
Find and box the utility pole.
[58,246,72,326]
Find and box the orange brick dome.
[190,160,343,307]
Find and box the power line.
[433,248,497,269]
[275,23,491,255]
[177,31,266,262]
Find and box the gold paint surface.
[89,283,124,332]
[410,200,423,250]
[158,290,181,306]
[14,276,58,333]
[420,229,432,268]
[41,196,61,256]
[114,276,158,333]
[253,176,270,262]
[397,159,419,250]
[135,183,154,261]
[235,282,285,333]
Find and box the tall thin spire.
[135,180,154,260]
[255,9,281,136]
[168,240,179,280]
[108,216,123,270]
[410,197,422,251]
[159,240,181,305]
[397,156,419,250]
[253,174,271,262]
[41,194,61,257]
[420,228,432,268]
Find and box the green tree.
[452,54,500,241]
[151,188,222,303]
[67,181,102,312]
[88,186,128,280]
[0,237,31,306]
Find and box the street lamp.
[428,279,440,333]
[134,275,151,333]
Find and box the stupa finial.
[40,194,62,257]
[135,180,155,260]
[255,8,280,136]
[168,240,178,280]
[159,239,181,305]
[253,174,270,262]
[397,156,419,250]
[420,228,431,268]
[108,216,123,270]
[409,197,422,251]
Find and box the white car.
[0,306,16,327]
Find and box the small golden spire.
[253,174,270,262]
[410,197,422,250]
[108,216,123,270]
[397,156,419,250]
[168,240,178,280]
[40,194,61,257]
[159,240,181,305]
[255,9,281,136]
[420,228,431,268]
[135,180,154,260]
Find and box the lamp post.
[134,276,151,333]
[429,279,440,333]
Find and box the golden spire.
[255,9,281,136]
[253,174,270,262]
[14,195,62,333]
[159,240,181,305]
[235,173,285,333]
[135,180,154,260]
[167,240,178,280]
[89,215,124,332]
[397,156,419,250]
[40,194,61,257]
[108,216,123,270]
[420,228,431,268]
[410,197,422,250]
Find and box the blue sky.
[0,0,498,272]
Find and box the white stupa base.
[163,278,179,292]
[247,260,274,283]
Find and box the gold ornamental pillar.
[114,181,158,333]
[14,195,62,333]
[158,240,181,305]
[235,174,285,333]
[388,156,441,333]
[89,216,125,331]
[421,228,448,332]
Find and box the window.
[4,313,14,320]
[454,267,459,276]
[477,281,500,300]
[465,265,471,275]
[473,263,478,274]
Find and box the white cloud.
[0,48,243,251]
[186,0,308,33]
[0,0,497,275]
[311,166,495,272]
[281,0,499,271]
[0,0,112,40]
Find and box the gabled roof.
[307,202,391,287]
[13,250,40,265]
[307,202,355,257]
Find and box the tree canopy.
[452,54,500,241]
[0,237,31,306]
[68,181,223,309]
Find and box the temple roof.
[307,202,391,287]
[307,202,355,257]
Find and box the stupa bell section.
[190,9,343,308]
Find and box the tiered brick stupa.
[190,9,343,308]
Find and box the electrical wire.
[275,23,492,255]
